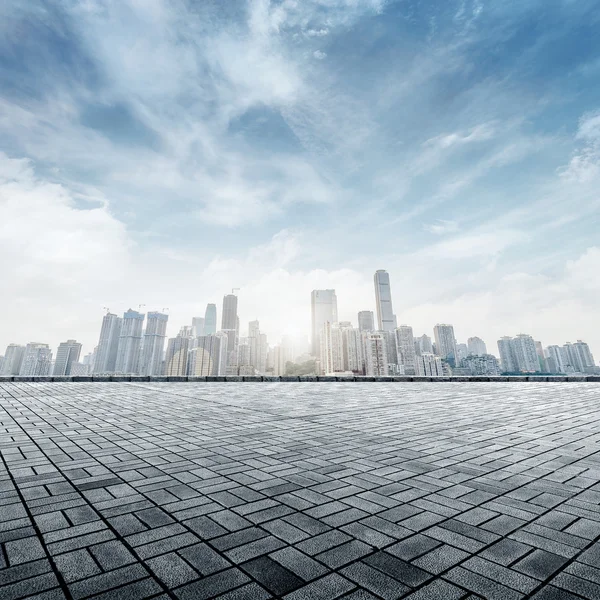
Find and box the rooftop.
[1,382,600,599]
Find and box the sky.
[1,0,599,360]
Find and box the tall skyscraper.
[272,346,288,377]
[358,311,375,333]
[140,312,168,376]
[204,304,217,335]
[320,322,344,375]
[93,313,122,374]
[374,270,395,332]
[192,317,205,338]
[534,341,547,371]
[311,290,338,356]
[563,340,595,373]
[364,332,388,377]
[221,295,238,330]
[19,343,52,376]
[433,324,457,363]
[53,340,82,376]
[467,337,487,356]
[340,323,364,374]
[395,325,417,375]
[1,344,25,375]
[164,334,189,376]
[115,309,145,374]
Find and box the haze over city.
[1,0,599,355]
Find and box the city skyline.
[1,269,597,377]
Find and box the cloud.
[313,50,327,59]
[424,219,460,234]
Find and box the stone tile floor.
[1,382,600,600]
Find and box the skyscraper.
[140,312,168,376]
[221,295,238,330]
[53,340,82,376]
[497,337,517,372]
[164,334,189,376]
[1,344,25,375]
[467,337,487,356]
[192,317,205,338]
[340,323,364,374]
[433,324,457,363]
[311,290,338,357]
[546,345,565,373]
[374,270,395,332]
[204,304,217,335]
[358,311,375,333]
[93,313,122,374]
[563,340,596,373]
[115,309,145,374]
[395,325,417,375]
[320,321,344,375]
[19,343,52,376]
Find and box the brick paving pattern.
[1,381,600,600]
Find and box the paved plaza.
[1,382,600,600]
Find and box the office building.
[341,324,364,374]
[164,334,189,377]
[320,321,344,375]
[19,343,52,376]
[189,333,228,376]
[140,312,168,376]
[1,344,25,375]
[53,340,82,376]
[358,311,375,333]
[374,270,395,332]
[192,317,205,338]
[311,290,338,356]
[433,324,457,363]
[204,304,217,335]
[467,337,487,356]
[115,309,145,374]
[93,313,122,374]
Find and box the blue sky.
[1,0,599,358]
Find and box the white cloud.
[424,219,460,235]
[313,50,327,59]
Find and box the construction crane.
[102,306,110,314]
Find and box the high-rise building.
[358,311,375,333]
[192,317,205,338]
[395,325,417,375]
[374,270,395,332]
[140,312,168,376]
[433,324,457,363]
[546,345,565,373]
[311,290,338,356]
[320,322,344,375]
[1,344,25,375]
[562,340,595,373]
[340,323,364,374]
[415,334,433,356]
[416,353,444,377]
[19,343,53,376]
[94,313,122,374]
[221,295,238,330]
[70,363,89,376]
[467,337,487,356]
[164,334,189,376]
[115,309,145,374]
[534,341,547,372]
[497,337,517,372]
[53,340,82,376]
[364,332,388,377]
[512,334,541,373]
[272,346,288,377]
[204,304,217,335]
[381,330,398,366]
[189,333,228,376]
